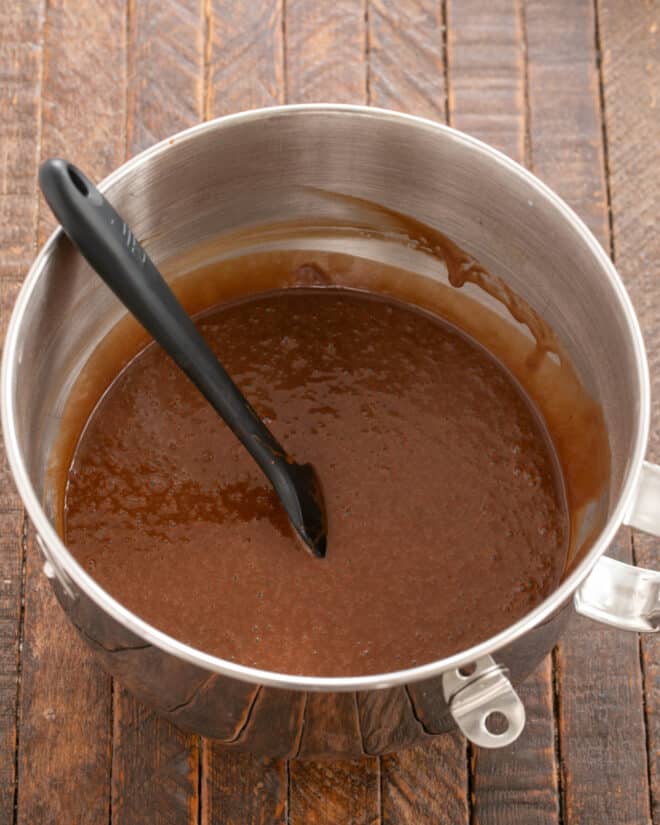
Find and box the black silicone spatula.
[39,158,327,558]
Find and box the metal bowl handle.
[575,461,660,632]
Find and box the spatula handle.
[39,160,289,488]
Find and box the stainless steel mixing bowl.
[2,105,658,758]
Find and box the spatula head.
[283,462,327,558]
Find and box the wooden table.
[1,1,657,823]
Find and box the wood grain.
[201,688,296,823]
[525,0,609,245]
[127,0,205,155]
[0,513,24,823]
[285,0,367,103]
[448,5,560,823]
[554,571,651,825]
[598,0,659,820]
[203,747,286,825]
[111,4,204,823]
[0,0,45,509]
[368,0,445,117]
[112,687,199,825]
[0,13,41,705]
[0,0,45,281]
[290,757,380,825]
[447,0,525,163]
[526,3,652,822]
[17,528,112,825]
[0,0,44,823]
[0,4,44,819]
[0,57,38,801]
[15,2,126,823]
[206,0,284,117]
[472,660,559,825]
[382,733,469,825]
[36,0,128,245]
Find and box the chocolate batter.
[64,286,568,676]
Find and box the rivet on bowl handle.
[443,655,526,749]
[575,461,660,632]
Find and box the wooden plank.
[0,0,45,281]
[525,0,609,245]
[36,0,127,245]
[202,746,287,825]
[553,565,651,825]
[285,0,367,103]
[16,2,126,823]
[448,5,560,823]
[206,0,284,117]
[382,734,469,825]
[472,660,559,825]
[367,6,470,822]
[110,4,205,824]
[598,0,659,821]
[0,0,45,508]
[289,757,380,825]
[367,0,446,117]
[0,5,42,787]
[17,528,113,825]
[637,565,660,816]
[0,513,24,823]
[526,2,651,823]
[112,687,199,825]
[289,693,380,825]
[0,3,45,818]
[447,0,525,162]
[127,0,205,154]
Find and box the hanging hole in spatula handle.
[39,159,153,291]
[66,165,89,196]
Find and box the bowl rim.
[1,103,650,691]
